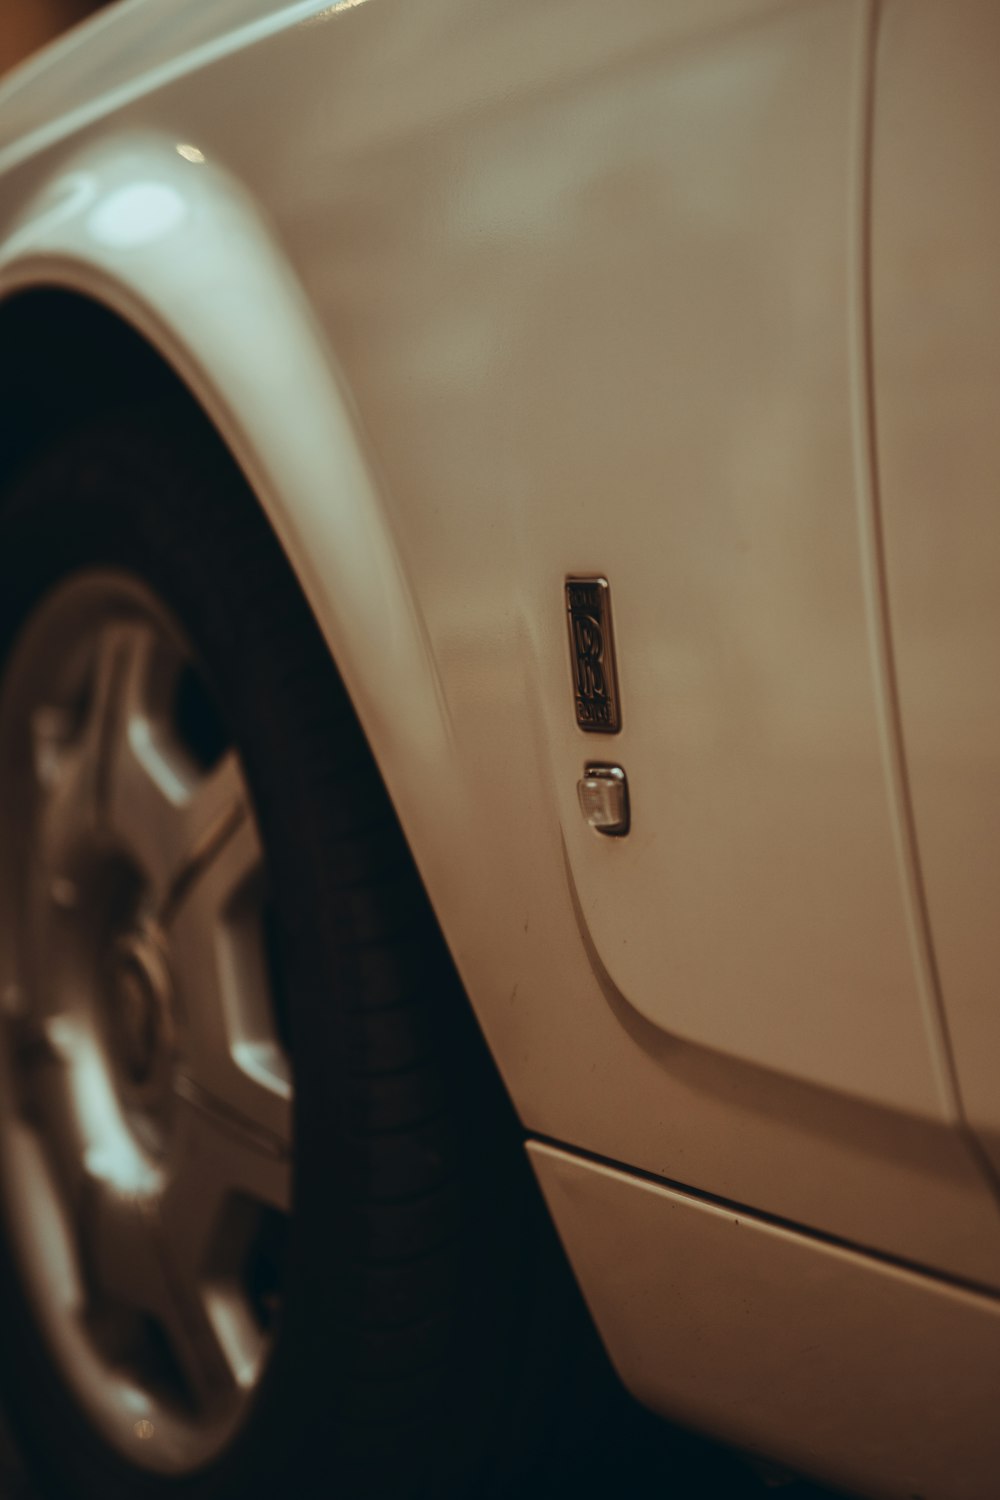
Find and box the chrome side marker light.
[578,765,629,836]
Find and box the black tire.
[0,403,595,1500]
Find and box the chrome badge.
[566,577,621,733]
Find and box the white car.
[0,2,998,1497]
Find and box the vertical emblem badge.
[566,577,621,733]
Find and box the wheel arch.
[0,137,471,1041]
[0,287,186,480]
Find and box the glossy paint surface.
[0,0,998,1324]
[872,0,1000,1184]
[532,1140,1000,1500]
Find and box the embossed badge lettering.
[566,578,621,733]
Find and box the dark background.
[1,0,113,78]
[0,1395,845,1499]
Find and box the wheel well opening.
[0,287,200,493]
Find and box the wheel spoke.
[159,1107,289,1340]
[81,1149,166,1317]
[174,1073,292,1194]
[158,1090,290,1395]
[33,728,95,892]
[1,1006,137,1234]
[31,619,168,889]
[2,1114,86,1319]
[167,809,291,1151]
[95,622,212,907]
[81,1139,263,1407]
[154,1256,248,1408]
[157,750,254,922]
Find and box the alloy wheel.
[0,571,292,1475]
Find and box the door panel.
[873,0,1000,1174]
[539,0,948,1118]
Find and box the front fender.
[0,131,456,838]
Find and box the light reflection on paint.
[2,171,97,255]
[175,143,205,164]
[88,182,187,250]
[299,0,372,25]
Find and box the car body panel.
[531,1139,1000,1500]
[872,0,1000,1186]
[0,0,320,160]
